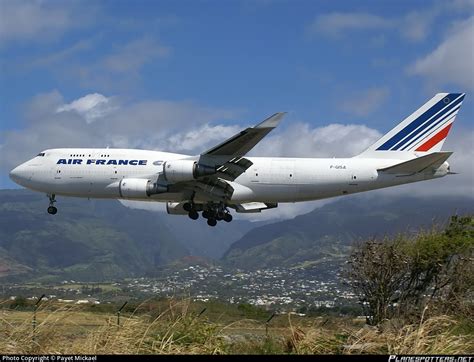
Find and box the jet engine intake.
[163,160,215,183]
[119,178,168,198]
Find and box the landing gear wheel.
[47,194,57,215]
[207,218,217,227]
[47,206,57,215]
[188,210,199,220]
[202,210,210,219]
[183,203,192,212]
[223,213,233,223]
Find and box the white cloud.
[408,16,474,90]
[251,122,382,158]
[26,38,97,69]
[0,1,92,45]
[308,12,392,37]
[168,124,242,153]
[67,37,171,91]
[56,93,117,123]
[340,87,390,117]
[0,91,239,171]
[103,37,170,73]
[400,10,437,42]
[307,7,449,42]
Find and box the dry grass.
[345,315,473,354]
[293,313,473,355]
[0,300,472,355]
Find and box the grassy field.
[1,299,472,355]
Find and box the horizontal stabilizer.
[378,152,452,174]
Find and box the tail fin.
[357,93,465,158]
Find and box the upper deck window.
[37,152,45,157]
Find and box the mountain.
[3,188,472,282]
[0,189,257,281]
[222,195,474,270]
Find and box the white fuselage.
[9,148,448,204]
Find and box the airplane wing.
[197,112,285,182]
[201,112,286,157]
[165,113,285,203]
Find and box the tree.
[346,215,473,325]
[347,236,409,325]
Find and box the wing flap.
[194,178,235,199]
[378,151,452,174]
[234,202,278,213]
[216,157,253,181]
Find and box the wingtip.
[255,112,287,128]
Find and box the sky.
[0,0,473,219]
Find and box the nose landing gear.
[47,194,57,215]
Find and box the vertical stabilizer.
[357,93,465,159]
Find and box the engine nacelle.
[166,202,188,215]
[163,160,216,183]
[119,178,168,198]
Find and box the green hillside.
[0,189,189,281]
[222,195,474,270]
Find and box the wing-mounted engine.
[163,160,216,183]
[119,178,168,198]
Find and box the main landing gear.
[183,202,199,220]
[47,194,57,215]
[182,202,233,227]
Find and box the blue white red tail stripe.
[376,93,464,151]
[392,97,463,150]
[415,123,452,152]
[400,109,459,151]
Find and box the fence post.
[32,294,46,344]
[117,301,128,326]
[265,312,276,337]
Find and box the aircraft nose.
[9,164,28,184]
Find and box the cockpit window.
[37,152,45,157]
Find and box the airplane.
[9,92,465,227]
